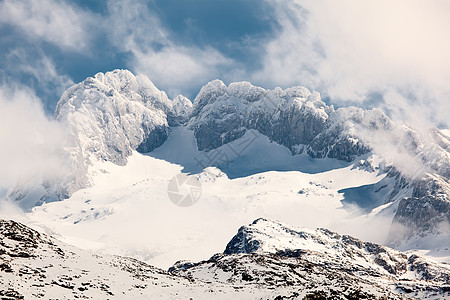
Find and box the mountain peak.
[172,94,193,122]
[170,218,450,298]
[55,69,173,165]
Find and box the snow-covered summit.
[224,218,410,274]
[172,94,193,123]
[171,218,450,299]
[220,218,450,281]
[55,69,173,166]
[189,80,337,155]
[188,79,403,162]
[8,70,195,208]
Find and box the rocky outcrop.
[390,174,450,243]
[171,218,450,299]
[223,218,410,276]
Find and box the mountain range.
[2,69,450,298]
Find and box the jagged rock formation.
[188,80,371,161]
[55,69,176,166]
[188,79,450,173]
[390,174,450,243]
[8,70,193,207]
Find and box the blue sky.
[0,0,449,128]
[0,0,280,113]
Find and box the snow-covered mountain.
[188,79,369,160]
[6,70,170,209]
[188,78,449,174]
[1,219,449,299]
[5,69,450,278]
[186,76,450,244]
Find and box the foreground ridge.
[1,219,449,299]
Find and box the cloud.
[253,0,450,128]
[0,0,93,51]
[106,0,233,98]
[0,49,74,113]
[251,2,323,89]
[131,46,232,97]
[0,85,67,194]
[5,49,74,100]
[1,0,448,128]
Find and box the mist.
[0,85,67,204]
[254,0,450,129]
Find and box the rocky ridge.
[172,218,450,299]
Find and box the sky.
[0,0,449,128]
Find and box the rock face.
[0,220,50,259]
[54,69,196,164]
[390,174,450,243]
[171,218,450,299]
[188,80,372,161]
[189,79,450,172]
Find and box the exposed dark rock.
[390,174,450,243]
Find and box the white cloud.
[6,49,74,99]
[254,0,450,128]
[106,0,233,98]
[0,85,67,193]
[131,46,231,97]
[251,2,322,89]
[0,0,92,51]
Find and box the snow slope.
[24,127,398,269]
